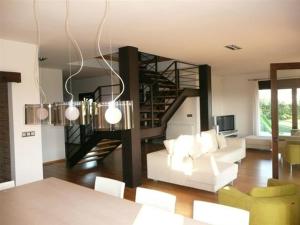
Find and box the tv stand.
[219,130,238,137]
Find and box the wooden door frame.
[270,62,300,178]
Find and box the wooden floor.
[43,144,300,218]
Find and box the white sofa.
[147,130,246,192]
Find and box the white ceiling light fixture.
[25,0,54,125]
[95,0,133,130]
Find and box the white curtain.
[252,81,260,136]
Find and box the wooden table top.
[0,178,208,225]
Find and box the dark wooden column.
[119,46,142,188]
[0,71,21,182]
[199,65,212,131]
[292,88,298,129]
[270,65,279,179]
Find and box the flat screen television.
[216,115,235,132]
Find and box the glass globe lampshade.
[54,101,90,126]
[104,101,122,124]
[93,100,133,130]
[65,104,80,121]
[25,104,53,125]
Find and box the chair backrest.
[193,200,249,225]
[0,180,15,191]
[94,176,125,198]
[135,187,176,213]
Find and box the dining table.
[0,177,210,225]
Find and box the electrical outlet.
[30,131,35,136]
[22,132,27,137]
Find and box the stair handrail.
[93,83,121,102]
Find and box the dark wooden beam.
[199,65,212,131]
[119,46,142,188]
[259,78,300,89]
[271,62,300,70]
[0,71,21,83]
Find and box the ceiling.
[0,0,299,78]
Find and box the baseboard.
[43,159,65,166]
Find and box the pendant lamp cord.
[33,0,47,104]
[64,0,84,103]
[96,0,125,102]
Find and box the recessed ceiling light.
[224,45,242,50]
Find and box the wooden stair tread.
[84,151,111,158]
[78,156,104,164]
[97,139,121,146]
[92,145,119,151]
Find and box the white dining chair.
[0,180,15,191]
[135,187,176,213]
[94,176,125,198]
[193,200,249,225]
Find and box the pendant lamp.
[25,0,53,125]
[54,100,91,126]
[94,0,133,130]
[52,0,90,126]
[25,103,54,125]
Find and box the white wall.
[40,68,65,163]
[166,97,200,139]
[71,75,119,101]
[212,73,261,137]
[0,39,43,186]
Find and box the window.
[259,90,271,136]
[259,89,293,136]
[278,89,292,136]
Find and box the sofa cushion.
[191,156,238,184]
[217,134,227,149]
[211,145,245,164]
[188,134,208,159]
[201,129,219,152]
[250,184,297,198]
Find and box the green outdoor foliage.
[259,100,292,135]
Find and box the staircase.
[138,52,200,139]
[65,52,200,167]
[65,125,121,168]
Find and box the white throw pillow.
[173,135,193,158]
[189,134,208,159]
[217,134,227,149]
[163,139,176,155]
[201,129,219,152]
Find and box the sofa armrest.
[226,137,245,149]
[218,186,252,211]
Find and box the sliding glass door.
[278,89,292,136]
[259,89,271,136]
